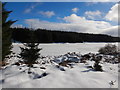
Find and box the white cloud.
[85,10,102,20]
[24,3,40,13]
[24,14,119,37]
[39,11,55,18]
[103,26,119,37]
[11,24,24,28]
[85,2,99,6]
[24,9,31,13]
[105,3,119,22]
[63,14,111,29]
[63,14,86,23]
[72,8,79,13]
[62,14,114,34]
[25,18,89,32]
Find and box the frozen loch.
[0,43,118,88]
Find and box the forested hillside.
[11,28,120,43]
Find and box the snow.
[12,43,118,56]
[0,43,118,88]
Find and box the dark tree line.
[11,27,120,43]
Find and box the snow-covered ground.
[0,43,118,88]
[13,43,118,56]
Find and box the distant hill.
[11,28,120,43]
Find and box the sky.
[5,2,119,37]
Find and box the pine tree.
[19,32,42,67]
[2,3,16,62]
[93,56,103,71]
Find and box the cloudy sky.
[5,2,119,37]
